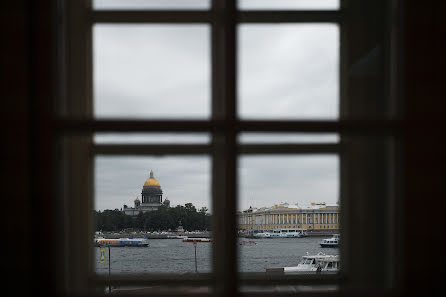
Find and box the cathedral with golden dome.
[122,170,170,216]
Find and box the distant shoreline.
[96,230,338,239]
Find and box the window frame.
[56,0,402,296]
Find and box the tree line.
[94,203,211,232]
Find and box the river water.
[95,236,339,274]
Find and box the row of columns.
[241,212,340,225]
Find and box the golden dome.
[135,197,139,201]
[143,170,161,187]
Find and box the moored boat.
[266,252,339,274]
[252,228,305,238]
[95,238,149,247]
[182,238,211,243]
[167,235,188,239]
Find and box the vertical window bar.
[62,0,94,294]
[211,0,237,296]
[339,0,349,287]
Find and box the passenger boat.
[253,228,305,238]
[319,234,340,248]
[182,238,211,243]
[95,238,149,247]
[266,252,339,274]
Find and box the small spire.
[150,170,154,178]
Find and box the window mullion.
[211,0,237,296]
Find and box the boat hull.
[319,243,338,248]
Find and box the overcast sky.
[93,0,340,212]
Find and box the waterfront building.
[237,202,340,233]
[122,170,171,216]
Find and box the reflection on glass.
[237,155,340,281]
[94,133,211,144]
[94,25,210,119]
[94,156,211,275]
[94,0,210,10]
[238,133,339,144]
[238,24,339,119]
[238,0,339,10]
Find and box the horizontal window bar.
[238,10,342,23]
[57,119,403,134]
[90,10,341,23]
[241,288,396,297]
[92,143,339,155]
[239,272,342,286]
[92,272,342,287]
[93,144,212,155]
[239,143,340,154]
[93,273,213,287]
[91,10,212,23]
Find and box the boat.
[167,235,188,239]
[240,241,257,245]
[253,228,305,238]
[319,234,340,248]
[182,238,211,243]
[95,237,149,247]
[266,252,339,274]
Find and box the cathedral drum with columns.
[123,170,171,216]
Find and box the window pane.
[237,155,340,278]
[238,133,339,144]
[94,133,210,144]
[238,0,339,10]
[94,156,212,274]
[238,24,339,119]
[94,0,210,10]
[94,25,210,119]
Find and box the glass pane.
[238,155,340,278]
[94,0,210,10]
[238,133,339,144]
[94,133,210,144]
[238,24,339,119]
[94,156,212,275]
[238,0,339,10]
[94,25,210,119]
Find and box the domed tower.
[141,170,163,207]
[134,197,141,208]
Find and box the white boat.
[253,228,305,238]
[319,234,340,248]
[266,252,340,274]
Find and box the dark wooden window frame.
[56,0,402,296]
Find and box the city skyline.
[95,155,339,212]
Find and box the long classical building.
[122,170,170,216]
[238,202,340,233]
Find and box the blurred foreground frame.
[8,0,446,297]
